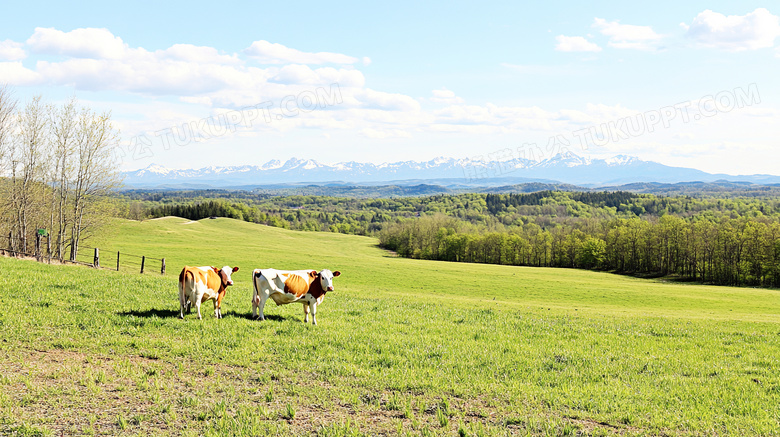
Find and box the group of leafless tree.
[0,85,121,261]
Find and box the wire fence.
[0,233,166,275]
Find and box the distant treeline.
[147,201,301,229]
[379,214,780,288]
[138,190,780,287]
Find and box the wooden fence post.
[116,251,120,271]
[140,256,145,274]
[94,248,100,268]
[161,258,166,275]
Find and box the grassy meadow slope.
[1,217,779,436]
[96,217,780,322]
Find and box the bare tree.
[48,98,78,259]
[0,88,121,259]
[0,85,17,169]
[69,108,121,261]
[0,85,18,250]
[12,95,48,253]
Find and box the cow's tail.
[178,268,186,295]
[179,269,196,298]
[252,269,262,305]
[178,268,191,316]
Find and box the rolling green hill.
[1,217,779,436]
[100,217,780,322]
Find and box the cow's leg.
[194,293,204,320]
[179,289,186,319]
[186,301,192,314]
[216,290,227,319]
[310,302,318,325]
[303,302,310,323]
[253,294,266,320]
[256,292,270,321]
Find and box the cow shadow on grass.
[118,308,180,318]
[221,311,289,322]
[118,308,292,322]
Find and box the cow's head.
[215,266,239,288]
[317,269,341,292]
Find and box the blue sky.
[1,1,778,174]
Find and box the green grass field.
[1,217,780,436]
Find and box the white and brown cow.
[252,268,341,325]
[179,266,239,319]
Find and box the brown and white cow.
[251,268,341,325]
[179,266,239,319]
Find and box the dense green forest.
[123,189,780,287]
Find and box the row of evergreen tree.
[149,201,245,221]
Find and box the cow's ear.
[333,271,341,277]
[213,267,220,273]
[309,270,317,278]
[232,266,239,273]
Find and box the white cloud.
[269,64,365,87]
[179,96,213,106]
[355,89,421,112]
[430,88,464,105]
[0,62,40,85]
[7,26,589,142]
[27,27,127,59]
[685,8,780,51]
[2,28,370,108]
[159,44,241,65]
[244,40,360,64]
[34,57,243,95]
[0,40,26,61]
[593,18,663,50]
[555,35,602,52]
[4,29,426,142]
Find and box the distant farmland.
[1,217,779,436]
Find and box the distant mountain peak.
[539,151,591,168]
[605,155,639,166]
[120,153,780,189]
[137,163,171,175]
[260,159,282,170]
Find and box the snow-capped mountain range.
[122,152,780,189]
